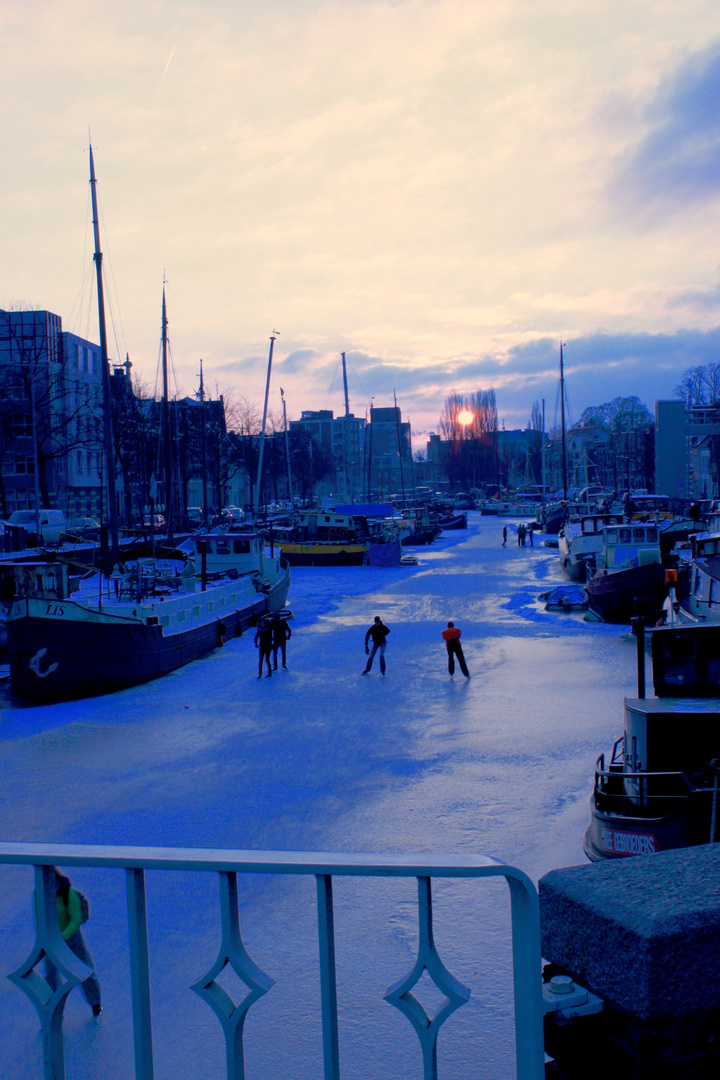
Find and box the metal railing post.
[126,867,155,1079]
[506,872,545,1080]
[316,874,340,1080]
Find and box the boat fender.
[218,620,227,646]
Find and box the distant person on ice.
[272,614,292,670]
[442,621,470,678]
[362,616,390,675]
[502,525,507,547]
[254,618,274,678]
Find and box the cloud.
[611,40,720,215]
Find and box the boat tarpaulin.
[366,539,401,567]
[334,504,394,518]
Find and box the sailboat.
[6,147,291,703]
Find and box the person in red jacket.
[442,621,470,677]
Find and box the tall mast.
[408,415,416,498]
[281,386,293,508]
[541,397,546,496]
[341,351,353,501]
[88,142,120,565]
[161,282,174,542]
[254,331,277,518]
[199,359,208,526]
[560,342,568,500]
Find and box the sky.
[3,0,720,449]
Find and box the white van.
[8,509,67,545]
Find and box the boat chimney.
[631,616,646,698]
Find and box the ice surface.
[0,515,638,1078]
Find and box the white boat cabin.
[187,531,267,575]
[597,524,661,571]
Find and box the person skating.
[271,614,292,670]
[362,616,390,674]
[254,618,274,678]
[441,621,470,678]
[36,868,102,1017]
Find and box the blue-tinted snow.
[0,514,639,1079]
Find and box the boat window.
[645,528,658,542]
[711,580,719,607]
[233,540,250,554]
[659,633,698,688]
[216,539,230,554]
[619,529,632,543]
[694,569,703,597]
[196,539,213,554]
[633,528,646,542]
[707,658,720,691]
[606,530,618,544]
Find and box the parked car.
[222,507,245,523]
[8,509,66,545]
[65,517,101,540]
[186,506,204,527]
[134,513,167,534]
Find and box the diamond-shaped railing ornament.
[8,864,94,1080]
[191,871,274,1080]
[384,876,470,1080]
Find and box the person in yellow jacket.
[441,621,470,678]
[36,867,102,1017]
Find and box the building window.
[3,452,34,475]
[11,414,33,437]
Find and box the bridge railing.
[0,842,545,1080]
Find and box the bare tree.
[675,363,720,406]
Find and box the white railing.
[0,842,546,1080]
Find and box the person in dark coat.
[441,621,470,677]
[36,868,102,1017]
[272,614,292,670]
[502,525,507,547]
[254,618,274,678]
[362,616,390,674]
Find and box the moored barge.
[584,622,720,860]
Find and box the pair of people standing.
[254,614,292,678]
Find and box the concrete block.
[539,844,720,1021]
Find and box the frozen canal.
[0,514,639,1078]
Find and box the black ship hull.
[8,565,290,703]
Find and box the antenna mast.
[560,342,568,500]
[89,142,120,566]
[254,332,278,517]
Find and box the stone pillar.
[539,844,720,1079]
